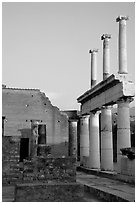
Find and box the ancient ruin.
[2,15,135,201]
[77,15,135,182]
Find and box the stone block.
[15,182,84,202]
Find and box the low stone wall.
[2,136,21,185]
[82,156,90,168]
[120,157,135,176]
[23,157,76,183]
[15,182,84,202]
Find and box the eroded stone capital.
[117,97,134,104]
[101,34,112,40]
[80,114,90,120]
[116,15,129,22]
[89,49,99,54]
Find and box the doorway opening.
[20,138,29,162]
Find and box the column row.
[79,98,131,171]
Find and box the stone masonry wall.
[15,183,84,202]
[14,157,84,202]
[2,136,21,185]
[2,88,68,145]
[2,87,69,183]
[23,157,76,183]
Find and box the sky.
[2,2,135,110]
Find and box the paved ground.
[2,186,15,202]
[77,171,135,202]
[2,172,135,202]
[2,184,104,202]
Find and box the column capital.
[80,114,90,119]
[89,49,99,54]
[101,105,112,110]
[116,15,129,22]
[101,34,112,40]
[68,118,79,122]
[90,110,100,115]
[117,97,134,104]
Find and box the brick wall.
[23,157,76,183]
[2,87,69,183]
[14,157,84,202]
[2,136,21,184]
[2,87,68,149]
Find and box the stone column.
[101,34,111,80]
[80,115,90,165]
[31,120,39,158]
[101,107,113,171]
[68,119,78,158]
[37,124,49,157]
[117,98,131,164]
[116,16,129,74]
[89,111,100,169]
[100,34,113,171]
[89,49,98,87]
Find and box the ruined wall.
[2,136,21,184]
[2,87,68,176]
[2,87,68,145]
[14,157,84,202]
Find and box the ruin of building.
[77,15,135,183]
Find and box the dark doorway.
[20,138,29,162]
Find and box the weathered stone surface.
[2,87,68,147]
[15,182,84,202]
[2,136,21,185]
[23,157,76,183]
[77,74,134,114]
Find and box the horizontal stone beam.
[77,74,134,114]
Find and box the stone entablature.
[77,74,134,114]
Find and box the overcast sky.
[2,2,135,110]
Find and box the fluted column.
[80,115,90,165]
[116,15,129,74]
[89,111,100,169]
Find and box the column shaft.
[80,115,89,164]
[116,16,129,74]
[101,107,113,171]
[89,49,98,88]
[117,99,131,162]
[89,112,100,169]
[68,120,78,158]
